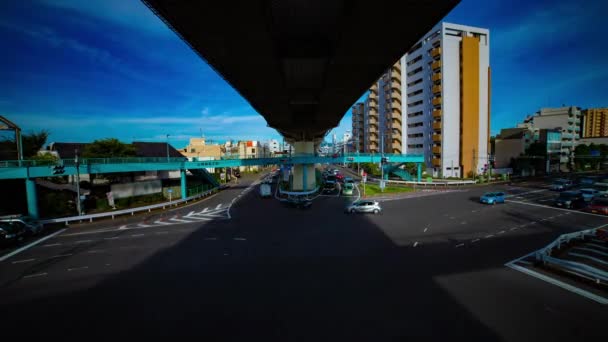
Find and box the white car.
[345,200,382,214]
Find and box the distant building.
[494,128,533,168]
[582,108,608,138]
[351,103,365,152]
[519,106,581,166]
[179,138,221,160]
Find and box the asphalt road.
[0,174,607,341]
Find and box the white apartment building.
[401,22,490,177]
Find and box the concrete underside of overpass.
[142,0,458,190]
[142,0,459,143]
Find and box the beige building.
[180,138,221,160]
[582,108,608,138]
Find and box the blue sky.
[1,0,607,148]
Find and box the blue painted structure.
[1,153,424,218]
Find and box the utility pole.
[166,134,170,162]
[75,149,82,216]
[472,148,477,178]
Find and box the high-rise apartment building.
[377,61,403,153]
[582,108,608,138]
[401,22,490,177]
[363,83,380,153]
[351,102,365,152]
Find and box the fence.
[368,177,476,187]
[40,187,219,227]
[535,226,608,285]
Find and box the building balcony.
[391,80,401,91]
[574,127,580,132]
[433,109,442,118]
[562,141,573,147]
[433,122,442,131]
[392,63,401,74]
[432,158,441,167]
[433,134,442,142]
[369,91,377,99]
[391,101,402,112]
[432,97,442,106]
[431,47,442,58]
[562,133,573,139]
[431,60,441,70]
[391,70,401,81]
[432,73,442,82]
[370,84,378,94]
[432,146,441,154]
[432,85,441,94]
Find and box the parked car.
[583,196,608,215]
[342,182,354,196]
[345,200,382,214]
[554,191,586,209]
[550,179,573,191]
[579,188,599,202]
[593,182,608,196]
[0,215,43,235]
[343,177,354,184]
[479,192,505,205]
[0,223,26,246]
[259,183,272,198]
[578,176,599,186]
[336,173,344,182]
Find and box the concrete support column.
[417,163,422,182]
[25,178,39,219]
[292,141,315,191]
[180,169,187,199]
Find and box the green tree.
[0,129,50,159]
[31,153,59,165]
[82,138,136,158]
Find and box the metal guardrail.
[535,226,608,284]
[39,187,219,226]
[368,177,476,186]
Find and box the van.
[259,183,272,198]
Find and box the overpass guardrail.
[39,187,220,227]
[535,226,608,285]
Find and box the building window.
[190,148,196,153]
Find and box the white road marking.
[584,243,608,251]
[505,262,608,305]
[461,221,467,225]
[187,211,195,217]
[138,223,152,228]
[571,247,608,257]
[471,239,480,243]
[67,266,89,272]
[42,243,62,247]
[169,218,193,223]
[104,236,120,240]
[498,230,506,235]
[471,210,477,213]
[75,240,92,244]
[455,243,465,248]
[23,272,47,279]
[485,234,495,238]
[118,225,128,230]
[423,227,428,233]
[216,204,222,209]
[12,258,35,264]
[131,234,145,237]
[413,241,419,247]
[510,227,517,231]
[48,253,73,259]
[202,207,209,212]
[154,220,172,225]
[508,199,608,218]
[568,252,608,265]
[0,228,66,262]
[87,249,105,254]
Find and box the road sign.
[362,176,367,183]
[379,180,385,189]
[167,189,173,193]
[220,172,226,180]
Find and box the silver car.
[345,200,382,214]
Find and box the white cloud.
[38,0,172,37]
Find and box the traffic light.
[53,165,65,175]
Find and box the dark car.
[578,176,599,186]
[583,197,608,215]
[283,196,312,209]
[0,222,26,246]
[323,182,338,194]
[554,191,586,209]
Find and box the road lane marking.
[423,227,428,233]
[12,258,35,264]
[138,223,152,228]
[485,234,495,238]
[216,204,222,209]
[42,243,62,247]
[118,225,128,230]
[23,272,47,279]
[471,239,480,243]
[154,220,172,225]
[413,241,419,247]
[498,230,506,235]
[169,218,193,223]
[506,199,608,218]
[0,228,67,262]
[505,262,608,305]
[75,240,92,244]
[67,266,89,272]
[104,236,120,240]
[131,234,145,237]
[87,249,105,254]
[48,253,73,259]
[455,243,465,248]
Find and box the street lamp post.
[75,149,82,216]
[166,134,170,162]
